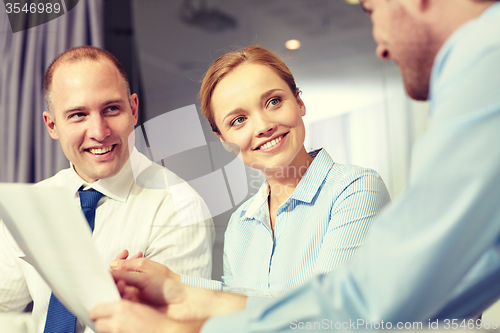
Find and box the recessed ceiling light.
[345,0,360,4]
[285,39,301,50]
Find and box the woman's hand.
[90,300,206,333]
[110,249,181,282]
[110,270,248,322]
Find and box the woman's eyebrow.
[222,108,245,123]
[260,89,284,103]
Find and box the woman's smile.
[254,133,288,152]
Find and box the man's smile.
[86,145,116,155]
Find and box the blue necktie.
[43,188,104,333]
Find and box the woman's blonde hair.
[199,46,298,133]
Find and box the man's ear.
[43,111,59,140]
[130,93,139,125]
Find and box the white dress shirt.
[0,148,215,333]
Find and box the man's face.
[43,59,138,183]
[361,0,437,100]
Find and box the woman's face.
[211,63,307,172]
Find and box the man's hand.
[110,249,181,282]
[90,300,206,333]
[110,270,247,322]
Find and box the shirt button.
[277,233,281,238]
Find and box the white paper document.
[0,183,120,330]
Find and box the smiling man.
[0,46,214,333]
[88,0,500,332]
[43,52,138,183]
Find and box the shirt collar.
[244,182,271,219]
[68,147,145,203]
[289,149,333,203]
[243,148,333,219]
[430,2,500,110]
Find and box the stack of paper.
[0,184,120,330]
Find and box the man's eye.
[69,112,85,119]
[268,98,281,107]
[105,106,119,113]
[231,116,246,126]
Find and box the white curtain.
[0,0,103,183]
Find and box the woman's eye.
[231,116,246,126]
[268,97,281,107]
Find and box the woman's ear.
[221,141,234,153]
[216,132,234,153]
[296,91,306,117]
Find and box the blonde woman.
[108,45,390,296]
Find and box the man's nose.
[376,44,391,60]
[87,115,111,141]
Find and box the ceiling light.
[285,39,301,50]
[345,0,360,4]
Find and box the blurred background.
[0,0,430,281]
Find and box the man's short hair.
[43,46,131,114]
